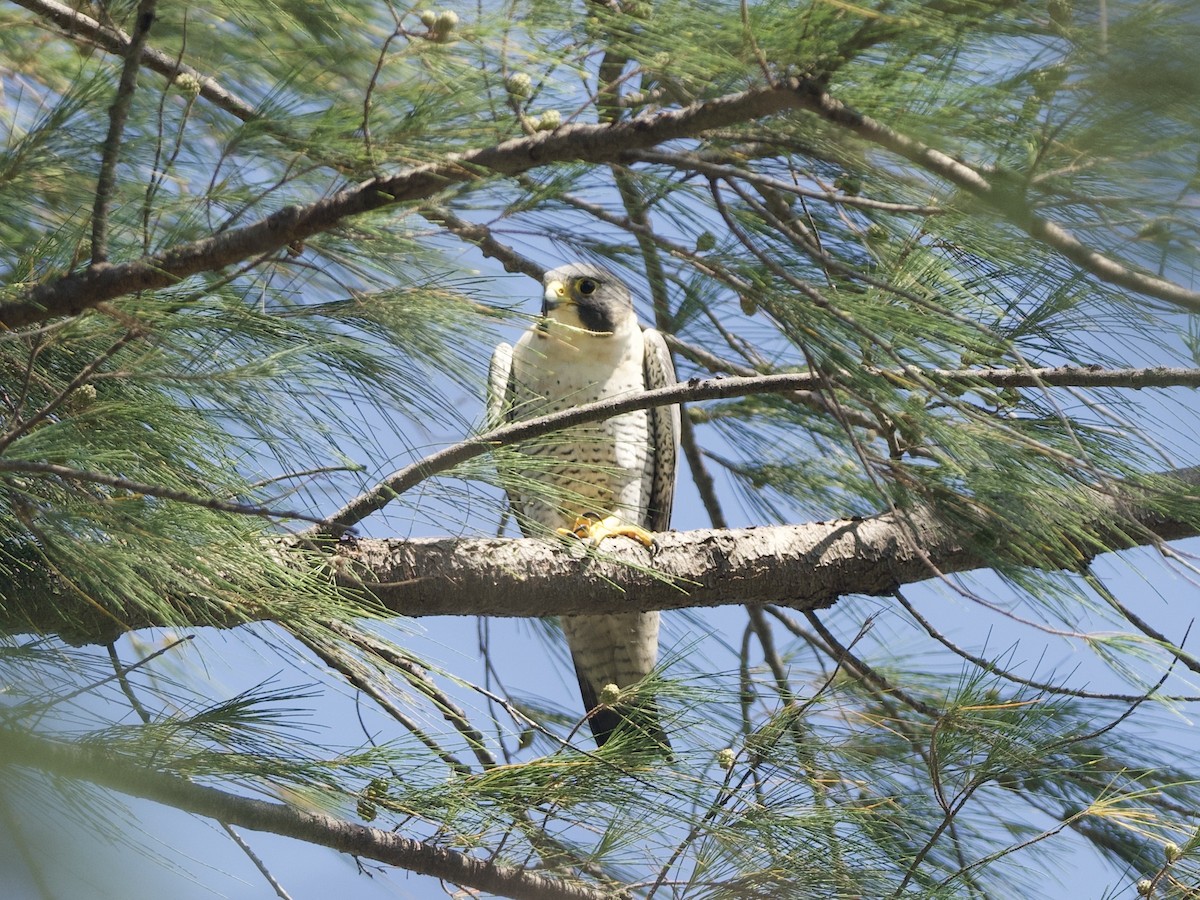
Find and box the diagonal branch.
[791,85,1200,313]
[419,207,546,280]
[319,365,1200,535]
[0,726,615,900]
[1,81,810,330]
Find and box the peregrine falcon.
[488,263,679,750]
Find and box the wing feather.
[488,342,526,523]
[486,342,514,428]
[642,329,679,532]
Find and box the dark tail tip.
[588,702,672,758]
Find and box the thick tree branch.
[0,727,613,900]
[331,467,1200,618]
[7,466,1199,636]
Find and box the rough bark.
[5,467,1198,638]
[337,469,1200,617]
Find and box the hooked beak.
[542,279,568,317]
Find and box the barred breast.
[508,322,651,532]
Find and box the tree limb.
[0,727,615,900]
[330,466,1200,618]
[321,366,1200,534]
[7,466,1199,636]
[1,81,810,329]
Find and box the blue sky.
[6,256,1196,898]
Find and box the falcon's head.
[541,263,634,336]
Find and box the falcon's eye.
[577,278,599,296]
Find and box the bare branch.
[2,82,810,329]
[666,333,883,432]
[327,467,1200,619]
[0,727,615,900]
[221,824,295,900]
[793,85,1200,313]
[320,366,1200,535]
[10,464,1198,637]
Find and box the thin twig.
[891,590,1200,702]
[361,25,407,166]
[1083,571,1200,677]
[106,640,153,723]
[0,460,328,526]
[420,207,546,279]
[221,823,295,900]
[2,635,192,722]
[91,0,157,265]
[804,611,941,718]
[328,622,498,770]
[142,17,190,253]
[294,631,472,775]
[678,412,726,529]
[627,148,943,214]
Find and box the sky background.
[4,7,1200,892]
[6,251,1198,900]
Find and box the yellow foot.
[557,512,656,548]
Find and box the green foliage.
[2,0,1200,897]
